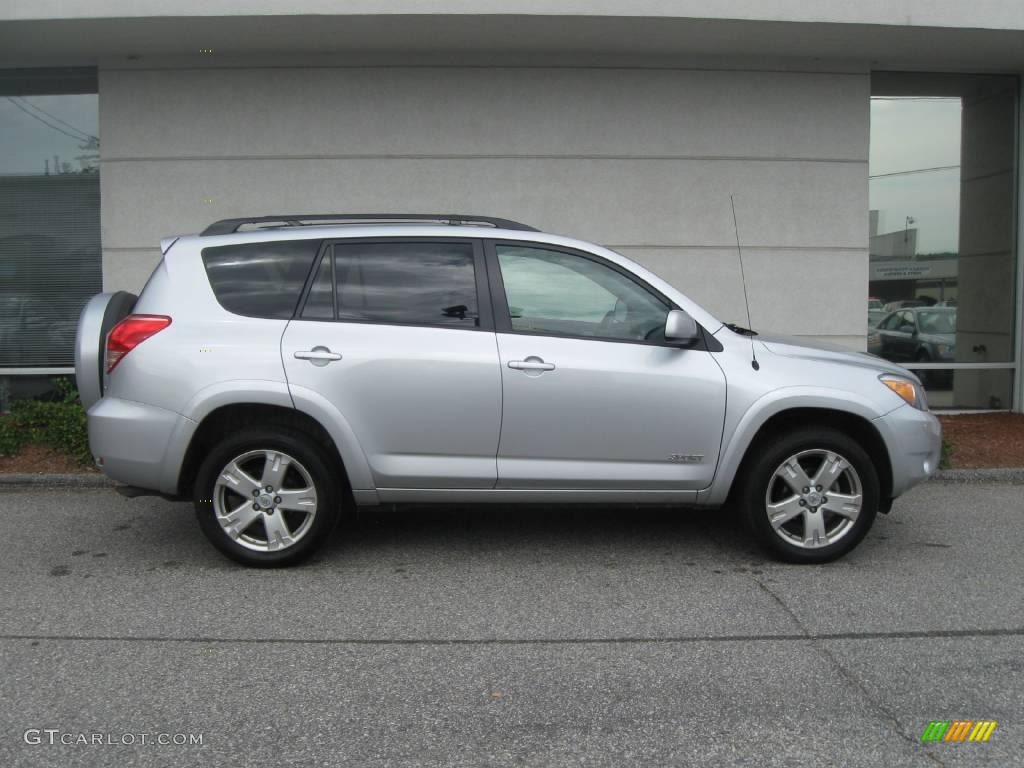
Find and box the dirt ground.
[0,443,97,475]
[1,413,1023,474]
[938,412,1024,469]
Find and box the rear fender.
[166,380,375,495]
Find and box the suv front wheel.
[194,428,338,567]
[738,428,879,563]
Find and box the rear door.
[281,239,501,489]
[487,241,727,491]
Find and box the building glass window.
[0,69,101,371]
[870,73,1018,409]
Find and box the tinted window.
[301,254,334,319]
[202,239,321,319]
[496,245,669,342]
[918,309,956,334]
[331,242,478,327]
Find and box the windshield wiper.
[724,322,757,336]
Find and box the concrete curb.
[0,473,116,489]
[928,467,1024,485]
[2,468,1023,490]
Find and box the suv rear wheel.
[194,428,338,567]
[738,428,879,563]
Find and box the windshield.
[917,310,956,334]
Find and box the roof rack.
[200,214,539,236]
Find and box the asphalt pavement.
[0,481,1021,767]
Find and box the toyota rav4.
[75,214,941,567]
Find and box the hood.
[753,331,917,378]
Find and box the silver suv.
[75,214,941,567]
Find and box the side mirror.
[664,309,700,347]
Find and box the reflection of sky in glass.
[500,253,616,321]
[0,95,99,175]
[869,97,961,254]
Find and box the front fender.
[698,386,894,506]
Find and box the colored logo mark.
[921,720,997,742]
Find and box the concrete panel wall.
[99,64,870,345]
[954,85,1018,406]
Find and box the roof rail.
[199,214,539,236]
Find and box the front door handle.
[294,346,342,366]
[508,357,555,372]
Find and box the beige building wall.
[99,64,870,348]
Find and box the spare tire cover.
[74,291,137,411]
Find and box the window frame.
[294,237,494,332]
[484,239,708,350]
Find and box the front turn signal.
[879,374,926,410]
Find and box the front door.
[282,239,501,488]
[488,242,727,490]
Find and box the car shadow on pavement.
[314,502,760,563]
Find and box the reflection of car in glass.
[867,323,882,357]
[875,307,956,363]
[883,299,926,312]
[0,234,101,366]
[874,307,956,388]
[868,297,883,310]
[0,295,60,367]
[867,308,887,328]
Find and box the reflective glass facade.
[0,69,101,370]
[870,73,1018,409]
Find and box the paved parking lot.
[1,480,1021,767]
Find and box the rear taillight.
[106,314,172,373]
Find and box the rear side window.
[202,239,321,319]
[302,242,479,328]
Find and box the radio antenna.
[730,194,760,371]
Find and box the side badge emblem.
[669,454,703,464]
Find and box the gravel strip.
[928,467,1024,484]
[0,473,117,488]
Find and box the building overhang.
[2,7,1024,71]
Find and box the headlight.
[936,344,952,357]
[879,374,928,410]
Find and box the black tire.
[194,427,339,567]
[737,427,879,564]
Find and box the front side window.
[496,245,669,342]
[325,242,479,327]
[202,239,321,319]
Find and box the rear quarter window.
[201,239,321,319]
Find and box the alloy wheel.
[213,449,318,552]
[764,449,863,549]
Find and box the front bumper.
[88,397,193,493]
[873,404,942,499]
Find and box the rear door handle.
[508,358,555,371]
[294,346,342,366]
